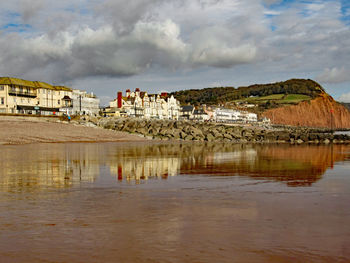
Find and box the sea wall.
[95,118,350,143]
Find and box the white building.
[61,90,100,116]
[109,89,180,120]
[215,108,257,123]
[71,90,100,116]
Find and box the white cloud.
[317,67,350,84]
[339,92,350,103]
[0,0,349,100]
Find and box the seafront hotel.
[0,77,100,116]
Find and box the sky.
[0,0,349,106]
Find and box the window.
[0,97,4,104]
[58,100,60,105]
[0,86,4,91]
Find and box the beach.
[0,116,148,145]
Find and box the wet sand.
[0,116,148,145]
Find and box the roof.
[54,85,72,92]
[0,77,37,88]
[62,96,72,100]
[34,81,54,90]
[194,109,207,115]
[181,105,194,112]
[0,77,73,92]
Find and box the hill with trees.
[171,79,325,107]
[171,79,350,128]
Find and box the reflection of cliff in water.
[0,143,349,191]
[178,143,350,186]
[107,143,350,187]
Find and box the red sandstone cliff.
[262,93,350,128]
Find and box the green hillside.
[171,79,324,106]
[242,94,312,104]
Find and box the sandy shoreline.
[0,116,149,145]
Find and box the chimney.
[117,92,123,108]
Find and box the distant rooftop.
[0,77,72,91]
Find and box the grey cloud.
[189,26,257,67]
[19,0,45,22]
[1,0,349,97]
[0,7,259,82]
[317,67,350,84]
[262,0,282,6]
[94,0,166,34]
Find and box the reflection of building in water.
[110,157,180,183]
[106,143,348,186]
[0,147,99,191]
[1,143,349,190]
[213,149,257,164]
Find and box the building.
[61,90,100,116]
[0,77,72,115]
[192,109,210,121]
[215,108,257,123]
[180,105,194,120]
[0,77,100,116]
[108,89,180,120]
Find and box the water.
[0,142,349,263]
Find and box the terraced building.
[0,77,100,116]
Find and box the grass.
[281,94,311,103]
[254,94,285,101]
[237,93,312,105]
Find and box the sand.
[0,116,149,145]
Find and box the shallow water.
[0,142,349,263]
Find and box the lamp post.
[79,95,82,114]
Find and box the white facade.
[0,77,73,115]
[65,90,100,116]
[215,108,257,123]
[109,89,180,120]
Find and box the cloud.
[316,67,350,84]
[0,20,188,81]
[94,0,166,34]
[339,92,350,102]
[19,0,46,22]
[0,0,349,102]
[190,26,257,67]
[0,0,262,82]
[263,0,283,6]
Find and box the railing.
[8,90,37,98]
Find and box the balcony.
[8,90,37,98]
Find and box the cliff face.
[262,93,350,128]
